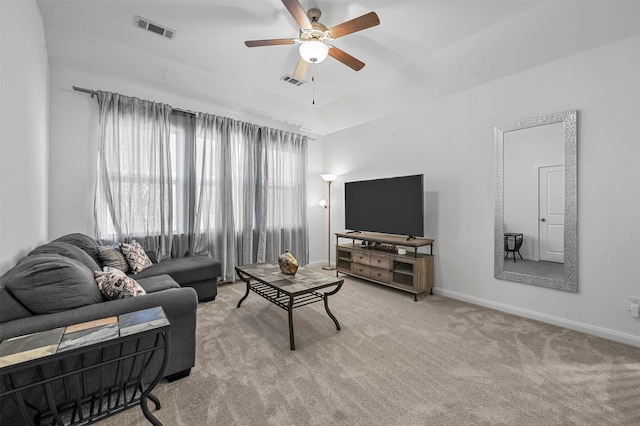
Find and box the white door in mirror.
[539,165,564,263]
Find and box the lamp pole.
[321,174,338,270]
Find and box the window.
[95,91,308,280]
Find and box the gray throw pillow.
[98,244,130,273]
[28,241,101,271]
[0,270,32,322]
[52,233,102,267]
[5,255,103,314]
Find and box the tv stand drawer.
[352,264,371,277]
[349,264,390,284]
[351,252,390,270]
[352,252,370,265]
[370,254,390,270]
[369,267,390,283]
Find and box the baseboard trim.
[434,288,640,348]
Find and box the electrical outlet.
[628,296,640,319]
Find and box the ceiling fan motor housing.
[299,27,329,42]
[299,8,330,43]
[307,8,321,22]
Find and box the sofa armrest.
[0,287,198,378]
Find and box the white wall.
[0,0,49,274]
[322,36,640,346]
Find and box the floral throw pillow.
[94,271,146,300]
[120,240,153,274]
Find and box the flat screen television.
[344,174,424,237]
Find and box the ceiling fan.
[244,0,380,81]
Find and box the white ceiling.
[36,0,639,135]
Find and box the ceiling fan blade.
[244,38,296,47]
[293,58,309,80]
[328,46,365,71]
[281,0,312,29]
[328,12,380,39]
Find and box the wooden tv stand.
[334,232,434,301]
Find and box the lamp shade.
[299,40,329,64]
[321,174,338,182]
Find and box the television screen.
[344,174,424,237]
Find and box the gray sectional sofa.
[0,233,222,382]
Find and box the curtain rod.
[71,85,315,140]
[73,85,195,116]
[72,85,196,116]
[72,85,97,97]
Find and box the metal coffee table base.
[236,268,343,350]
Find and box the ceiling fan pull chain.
[312,66,316,105]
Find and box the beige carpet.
[112,272,640,425]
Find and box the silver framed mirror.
[494,110,577,292]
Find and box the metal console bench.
[0,307,170,426]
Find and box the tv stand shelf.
[334,232,434,301]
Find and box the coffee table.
[235,263,344,350]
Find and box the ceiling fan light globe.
[299,40,329,63]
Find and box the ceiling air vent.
[280,75,306,86]
[134,15,176,40]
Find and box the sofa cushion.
[136,274,181,294]
[0,270,32,323]
[52,233,101,267]
[97,244,130,273]
[28,241,101,272]
[130,256,221,285]
[120,240,153,274]
[94,271,146,299]
[5,255,103,314]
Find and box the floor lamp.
[321,174,338,270]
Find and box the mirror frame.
[494,110,577,292]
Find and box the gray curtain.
[193,114,309,281]
[94,91,174,261]
[94,93,308,281]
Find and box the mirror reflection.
[503,122,564,279]
[494,110,577,292]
